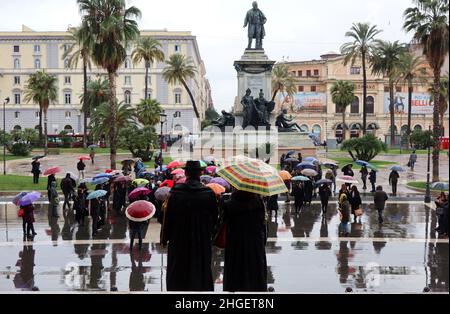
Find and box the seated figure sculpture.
[275,109,304,132]
[211,110,235,131]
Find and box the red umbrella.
[79,156,91,161]
[160,179,174,188]
[114,175,132,183]
[167,160,184,169]
[128,187,151,200]
[105,169,113,173]
[125,201,156,222]
[43,166,62,176]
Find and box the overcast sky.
[0,0,415,111]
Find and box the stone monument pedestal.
[233,49,275,120]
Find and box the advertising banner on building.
[383,92,434,115]
[279,92,327,113]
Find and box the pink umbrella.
[78,156,91,161]
[171,169,185,176]
[176,177,187,184]
[206,166,216,174]
[43,166,62,176]
[125,201,156,222]
[114,175,132,183]
[336,176,359,184]
[128,187,151,200]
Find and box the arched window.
[388,125,398,134]
[401,125,409,135]
[366,96,375,114]
[174,111,181,118]
[65,111,71,119]
[13,125,21,131]
[124,90,131,104]
[350,96,359,114]
[64,125,73,131]
[64,59,70,69]
[34,59,41,69]
[124,58,131,69]
[335,103,345,114]
[300,124,309,132]
[312,124,321,136]
[174,88,182,104]
[14,58,20,69]
[414,125,423,131]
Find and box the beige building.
[278,49,449,145]
[0,25,212,135]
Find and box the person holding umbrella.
[126,201,155,252]
[303,178,313,206]
[161,160,218,291]
[46,173,56,202]
[349,186,362,223]
[88,189,107,236]
[360,166,368,190]
[89,148,96,165]
[369,169,377,193]
[20,201,37,241]
[374,186,388,224]
[60,173,75,211]
[389,169,400,196]
[292,181,305,213]
[31,159,41,184]
[408,150,417,171]
[74,183,89,225]
[338,194,351,236]
[319,183,331,216]
[49,181,59,218]
[77,158,86,179]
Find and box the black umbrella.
[31,155,45,160]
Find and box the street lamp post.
[3,97,10,175]
[159,113,167,173]
[325,118,328,156]
[425,125,431,204]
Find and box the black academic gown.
[161,178,218,291]
[222,192,267,292]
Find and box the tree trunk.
[271,88,280,102]
[362,52,367,135]
[43,108,48,156]
[39,107,43,146]
[108,71,117,170]
[342,108,346,140]
[145,61,149,100]
[181,78,200,119]
[389,80,395,147]
[407,78,413,148]
[83,62,88,149]
[432,68,441,182]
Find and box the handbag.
[214,222,227,249]
[354,208,363,217]
[17,208,25,218]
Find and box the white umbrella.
[336,176,358,184]
[66,171,78,181]
[301,169,318,177]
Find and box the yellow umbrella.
[132,178,149,187]
[279,170,292,181]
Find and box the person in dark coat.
[49,181,59,218]
[293,181,304,213]
[77,160,86,179]
[21,204,36,241]
[389,170,400,196]
[369,170,377,193]
[297,152,303,163]
[266,194,278,218]
[342,164,354,188]
[360,166,368,190]
[280,154,286,170]
[90,197,101,237]
[129,220,148,252]
[222,190,267,292]
[31,160,41,184]
[47,174,56,202]
[374,186,388,224]
[303,179,313,205]
[74,184,89,225]
[113,182,127,213]
[60,173,75,210]
[349,185,362,223]
[161,161,218,291]
[318,183,331,215]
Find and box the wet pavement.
[0,201,448,293]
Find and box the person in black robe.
[222,190,267,292]
[319,183,331,215]
[293,181,304,213]
[113,182,126,213]
[161,161,218,291]
[303,180,313,205]
[349,185,362,223]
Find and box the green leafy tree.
[163,54,199,118]
[89,101,136,142]
[411,129,434,149]
[118,125,158,161]
[136,98,163,126]
[404,0,449,181]
[63,23,95,148]
[78,0,141,169]
[341,22,382,134]
[395,52,428,145]
[341,134,388,161]
[24,71,58,155]
[205,107,220,121]
[271,63,298,104]
[132,37,165,100]
[0,130,12,146]
[330,81,355,140]
[371,40,407,146]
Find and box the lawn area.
[330,157,397,170]
[384,149,448,155]
[0,175,48,191]
[143,157,173,169]
[32,148,129,154]
[3,154,29,161]
[407,181,449,191]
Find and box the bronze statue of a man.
[244,1,267,50]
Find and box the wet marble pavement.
[0,202,448,293]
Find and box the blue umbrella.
[323,162,338,169]
[292,176,310,182]
[431,182,449,190]
[87,190,107,200]
[12,192,28,206]
[88,144,98,149]
[304,157,319,164]
[91,177,110,185]
[315,179,333,186]
[19,192,41,206]
[390,166,405,172]
[93,173,113,179]
[295,162,316,170]
[286,150,296,157]
[80,178,93,184]
[355,160,378,171]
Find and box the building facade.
[0,25,211,136]
[277,50,449,144]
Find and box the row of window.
[13,45,41,53]
[298,85,317,92]
[12,111,73,119]
[12,75,72,85]
[336,96,375,114]
[292,69,320,77]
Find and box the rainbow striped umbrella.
[216,156,288,197]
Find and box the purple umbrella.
[210,177,230,189]
[12,192,28,206]
[19,192,41,206]
[128,187,151,200]
[155,187,171,202]
[200,175,213,184]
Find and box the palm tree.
[24,71,58,155]
[89,101,136,141]
[371,40,407,146]
[163,54,199,118]
[330,81,356,140]
[80,78,110,112]
[78,0,141,169]
[136,98,163,126]
[62,23,94,148]
[404,0,449,182]
[271,63,297,104]
[132,37,165,100]
[395,52,428,146]
[341,23,382,134]
[429,74,449,136]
